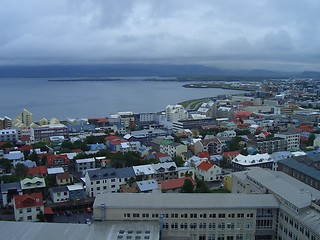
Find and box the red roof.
[155,152,170,159]
[19,145,33,152]
[14,193,43,209]
[44,207,54,215]
[197,161,214,171]
[105,135,120,141]
[159,177,196,190]
[111,139,122,145]
[198,151,210,159]
[56,172,72,180]
[72,149,83,153]
[0,142,7,147]
[300,136,308,142]
[234,111,252,118]
[20,135,31,141]
[47,154,69,165]
[27,166,48,176]
[222,150,240,158]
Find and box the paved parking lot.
[52,210,93,224]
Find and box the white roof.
[67,184,84,191]
[76,158,95,164]
[233,153,272,165]
[133,165,155,175]
[136,179,158,192]
[120,142,130,148]
[47,167,64,175]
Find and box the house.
[217,130,236,138]
[49,186,69,203]
[75,158,95,173]
[20,177,46,194]
[222,150,241,163]
[13,192,44,221]
[134,179,159,193]
[27,166,48,178]
[3,151,24,166]
[154,152,172,163]
[67,184,85,200]
[194,138,223,155]
[0,182,22,207]
[195,160,222,182]
[159,176,196,193]
[56,172,73,186]
[47,154,69,171]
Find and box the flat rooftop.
[0,221,160,240]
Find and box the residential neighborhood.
[2,79,320,239]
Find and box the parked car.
[65,210,72,216]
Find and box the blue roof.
[279,154,320,181]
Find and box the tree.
[173,156,184,167]
[181,179,194,193]
[240,148,249,156]
[29,151,40,165]
[227,137,243,151]
[0,158,12,172]
[37,210,45,222]
[14,163,28,178]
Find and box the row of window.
[162,222,253,231]
[124,212,254,219]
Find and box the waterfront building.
[165,104,189,122]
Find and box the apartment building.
[232,153,273,172]
[0,129,17,142]
[165,104,189,122]
[85,167,136,197]
[160,140,187,157]
[93,192,279,240]
[249,137,287,154]
[274,132,300,150]
[31,124,68,141]
[194,138,223,155]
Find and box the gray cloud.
[0,0,319,70]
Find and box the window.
[27,208,31,213]
[218,213,225,218]
[180,223,188,230]
[171,213,178,218]
[190,213,197,218]
[36,207,41,211]
[237,213,244,218]
[124,213,130,218]
[27,216,32,220]
[199,223,206,229]
[199,213,207,219]
[209,223,215,230]
[133,213,140,218]
[19,209,23,213]
[209,213,216,218]
[218,223,225,230]
[181,213,188,218]
[228,213,235,218]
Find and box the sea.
[0,77,247,120]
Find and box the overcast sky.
[1,0,319,71]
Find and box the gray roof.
[87,167,135,181]
[93,192,279,209]
[0,221,160,240]
[50,186,68,193]
[279,154,320,181]
[0,182,21,193]
[233,167,320,209]
[136,179,158,192]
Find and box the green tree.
[181,179,194,193]
[0,158,12,172]
[227,137,243,151]
[14,163,28,178]
[173,156,184,167]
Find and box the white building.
[195,160,222,182]
[85,167,136,197]
[0,129,17,142]
[274,132,300,150]
[13,193,44,221]
[75,158,95,173]
[165,105,189,122]
[50,186,69,203]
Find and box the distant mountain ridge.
[0,64,311,78]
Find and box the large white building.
[274,132,300,150]
[93,192,279,240]
[165,104,189,122]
